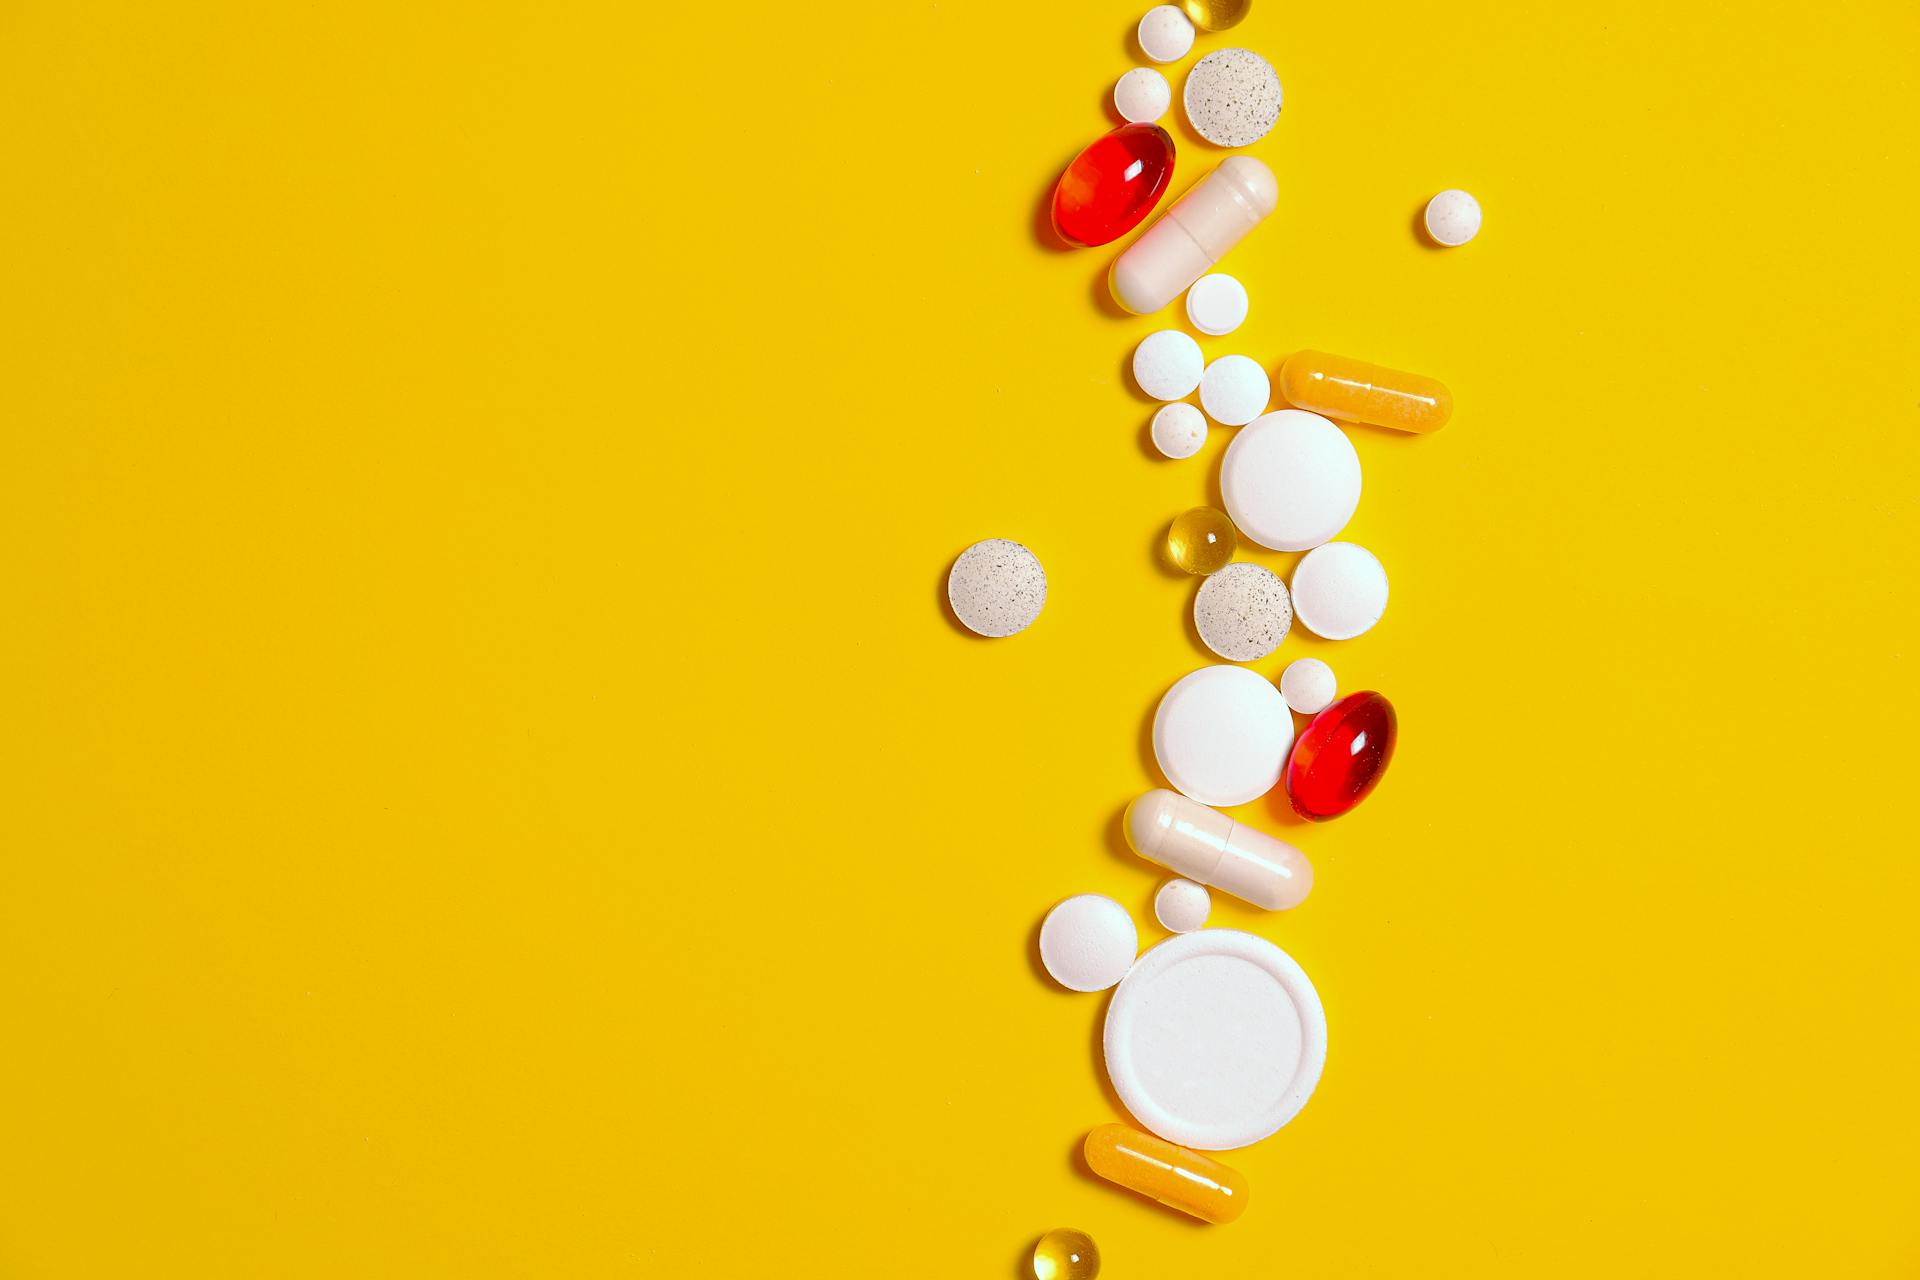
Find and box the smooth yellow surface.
[2,2,1918,1276]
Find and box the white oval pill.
[1137,5,1195,62]
[1040,894,1139,992]
[1150,402,1208,459]
[1291,542,1389,640]
[1183,47,1283,147]
[1219,409,1362,551]
[947,539,1047,637]
[1186,273,1248,336]
[1133,329,1205,401]
[1199,354,1270,426]
[1152,664,1294,807]
[1193,562,1291,662]
[1114,67,1173,123]
[1154,878,1211,933]
[1424,188,1482,246]
[1279,657,1337,714]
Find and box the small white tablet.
[1279,657,1337,714]
[1114,67,1172,123]
[1199,354,1270,427]
[1133,329,1206,401]
[1291,542,1389,640]
[1186,274,1248,336]
[1151,665,1293,807]
[1150,402,1208,459]
[1039,894,1139,992]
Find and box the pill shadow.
[933,562,980,637]
[1410,200,1440,248]
[1144,519,1188,579]
[1090,266,1134,321]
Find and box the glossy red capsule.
[1050,123,1175,248]
[1284,691,1397,821]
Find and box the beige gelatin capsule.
[1277,350,1452,434]
[1085,1123,1249,1224]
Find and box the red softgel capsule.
[1284,691,1398,821]
[1050,123,1175,248]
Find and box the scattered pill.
[1051,123,1176,249]
[1424,188,1482,246]
[1279,657,1337,715]
[1112,157,1276,314]
[1219,409,1362,551]
[1150,402,1209,459]
[1126,789,1313,910]
[1085,1123,1247,1223]
[1151,665,1293,807]
[1153,878,1212,933]
[1039,894,1139,993]
[1165,505,1235,574]
[947,539,1047,637]
[1183,48,1283,148]
[1286,691,1396,820]
[1181,0,1253,30]
[1032,1228,1101,1280]
[1199,354,1271,426]
[1194,562,1291,661]
[1137,5,1195,62]
[1133,329,1206,400]
[1291,542,1388,639]
[1186,273,1248,335]
[1104,929,1327,1149]
[1113,67,1172,124]
[1278,349,1452,433]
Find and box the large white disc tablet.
[1105,929,1327,1150]
[1151,665,1293,806]
[1220,409,1362,552]
[1291,542,1390,640]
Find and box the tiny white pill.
[1220,410,1362,551]
[1150,402,1209,459]
[1133,329,1206,401]
[1040,894,1139,992]
[1291,542,1389,640]
[947,539,1047,638]
[1137,4,1195,62]
[1424,188,1482,247]
[1114,67,1173,123]
[1279,657,1337,714]
[1154,878,1212,933]
[1186,274,1248,336]
[1194,561,1292,662]
[1199,354,1270,426]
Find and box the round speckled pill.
[1151,402,1208,459]
[1194,561,1292,662]
[1114,67,1173,123]
[947,539,1046,638]
[1183,48,1283,148]
[1291,542,1388,640]
[1279,657,1337,714]
[1137,5,1196,62]
[1040,893,1139,992]
[1134,329,1206,401]
[1187,274,1248,336]
[1154,878,1212,933]
[1199,354,1270,426]
[1424,188,1482,246]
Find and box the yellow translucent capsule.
[1166,506,1236,575]
[1084,1123,1249,1224]
[1277,349,1453,434]
[1031,1227,1100,1280]
[1182,0,1253,30]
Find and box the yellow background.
[3,0,1918,1274]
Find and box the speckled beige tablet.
[1193,561,1291,661]
[948,539,1047,637]
[1183,48,1283,148]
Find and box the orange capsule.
[1084,1123,1249,1224]
[1277,349,1452,434]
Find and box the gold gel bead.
[1032,1227,1100,1280]
[1182,0,1253,30]
[1167,506,1237,575]
[1277,349,1453,434]
[1085,1123,1249,1224]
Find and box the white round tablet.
[1424,188,1482,247]
[1137,5,1195,62]
[1279,657,1337,714]
[1193,562,1291,662]
[1114,67,1172,123]
[1153,878,1211,933]
[1199,355,1270,427]
[1133,329,1205,401]
[1040,894,1139,993]
[1151,665,1293,807]
[1291,542,1389,640]
[1105,929,1327,1150]
[1219,410,1362,552]
[1183,48,1283,147]
[1186,274,1248,336]
[1150,402,1208,459]
[947,539,1046,637]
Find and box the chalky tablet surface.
[1150,403,1208,459]
[1193,562,1291,661]
[1040,894,1139,992]
[1199,354,1270,426]
[1424,188,1482,246]
[1151,665,1293,806]
[1154,878,1212,932]
[1183,48,1283,148]
[1220,410,1362,551]
[1114,67,1172,123]
[1104,929,1327,1149]
[948,539,1047,637]
[1280,657,1337,714]
[1291,542,1389,639]
[1187,274,1248,336]
[1137,4,1196,62]
[1134,330,1206,401]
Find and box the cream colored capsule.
[1111,157,1277,315]
[1124,788,1312,910]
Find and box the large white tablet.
[1151,665,1293,807]
[1219,410,1361,552]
